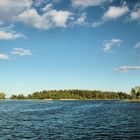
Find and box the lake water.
[0,100,140,140]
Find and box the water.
[0,100,140,140]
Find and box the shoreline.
[1,99,140,102]
[122,99,140,103]
[3,99,121,101]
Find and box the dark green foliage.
[0,93,6,99]
[10,94,27,100]
[10,90,132,100]
[131,87,140,99]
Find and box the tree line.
[0,93,6,99]
[131,86,140,99]
[10,89,132,100]
[1,87,139,100]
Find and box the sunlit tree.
[131,87,140,99]
[0,92,6,99]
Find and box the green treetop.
[131,86,140,99]
[0,92,6,99]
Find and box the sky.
[0,0,140,96]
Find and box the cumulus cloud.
[130,9,140,20]
[135,42,140,49]
[17,7,71,29]
[130,10,140,21]
[0,24,25,40]
[103,6,129,21]
[0,0,32,21]
[73,13,87,25]
[0,30,25,40]
[0,54,9,60]
[42,3,53,12]
[71,0,112,8]
[11,48,32,56]
[33,0,47,7]
[0,47,32,60]
[0,0,71,30]
[103,38,122,52]
[93,5,129,27]
[0,0,133,30]
[115,66,140,72]
[130,3,140,21]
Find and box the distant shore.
[44,98,119,101]
[44,99,77,101]
[123,99,140,103]
[1,98,120,101]
[1,99,140,102]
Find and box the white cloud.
[11,48,32,56]
[103,38,122,52]
[0,30,25,40]
[103,6,129,20]
[115,66,140,72]
[130,3,140,21]
[92,21,103,27]
[71,0,112,8]
[0,0,71,30]
[0,0,32,21]
[17,8,71,29]
[0,54,9,60]
[130,9,140,21]
[42,4,53,12]
[0,24,15,31]
[74,13,87,25]
[17,9,44,29]
[33,0,47,7]
[135,42,140,49]
[47,10,71,28]
[93,5,129,27]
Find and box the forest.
[10,89,132,100]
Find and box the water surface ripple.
[0,100,140,140]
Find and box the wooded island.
[0,87,139,100]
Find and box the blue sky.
[0,0,140,96]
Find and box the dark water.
[0,100,140,140]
